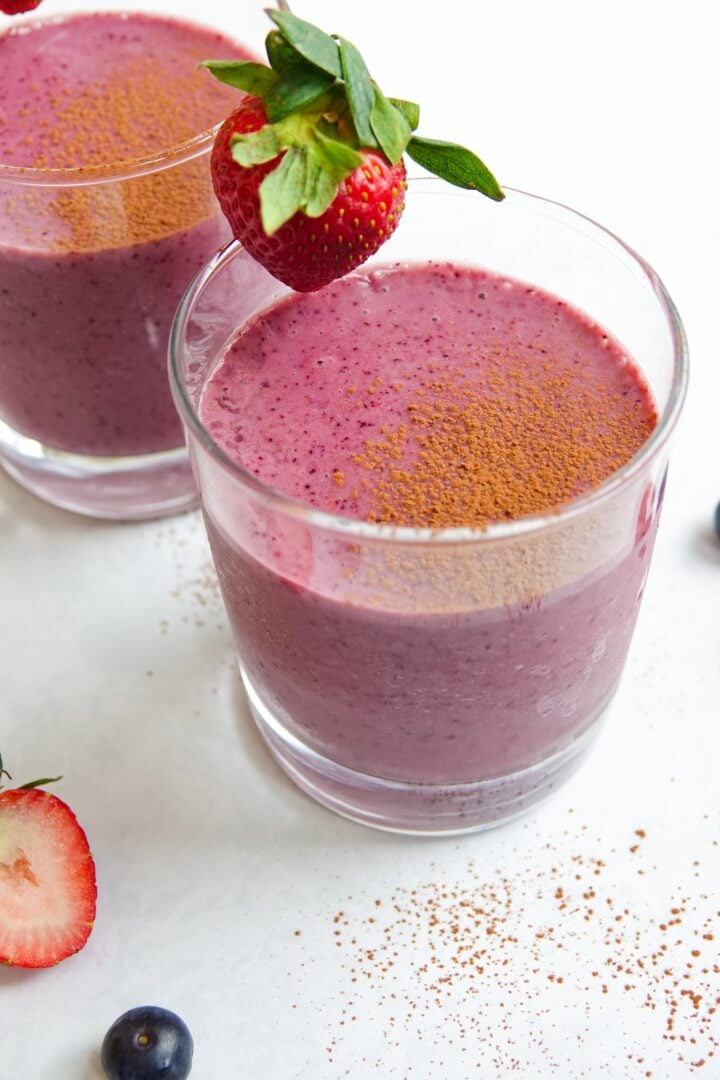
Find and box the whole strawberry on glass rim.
[204,8,504,292]
[0,754,96,968]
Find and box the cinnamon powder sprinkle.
[32,54,235,174]
[354,350,658,528]
[33,53,230,253]
[4,19,249,253]
[33,160,217,253]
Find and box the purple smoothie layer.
[199,264,659,783]
[0,12,253,456]
[0,220,227,455]
[208,520,656,783]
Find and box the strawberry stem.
[0,754,62,793]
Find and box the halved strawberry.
[0,772,96,969]
[204,10,503,293]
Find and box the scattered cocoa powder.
[288,821,720,1075]
[154,519,228,634]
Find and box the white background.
[2,1,720,1077]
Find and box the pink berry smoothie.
[0,11,254,457]
[199,264,659,787]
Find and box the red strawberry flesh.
[0,788,96,968]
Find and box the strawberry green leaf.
[18,776,62,791]
[265,28,303,74]
[201,60,277,98]
[231,124,284,166]
[405,136,505,200]
[258,128,362,233]
[260,146,308,234]
[370,85,412,165]
[389,97,420,131]
[264,62,336,123]
[310,129,362,187]
[338,38,376,148]
[303,154,338,218]
[267,10,342,79]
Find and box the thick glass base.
[241,667,606,835]
[0,417,197,520]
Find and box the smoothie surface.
[201,263,658,527]
[0,11,253,170]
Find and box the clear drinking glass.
[0,3,264,519]
[170,182,688,833]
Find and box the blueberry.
[101,1006,193,1080]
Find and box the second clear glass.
[0,5,262,519]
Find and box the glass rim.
[0,9,225,189]
[169,183,689,547]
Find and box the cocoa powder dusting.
[6,28,245,253]
[39,161,216,253]
[354,351,657,528]
[32,55,234,173]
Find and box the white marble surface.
[2,1,720,1076]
